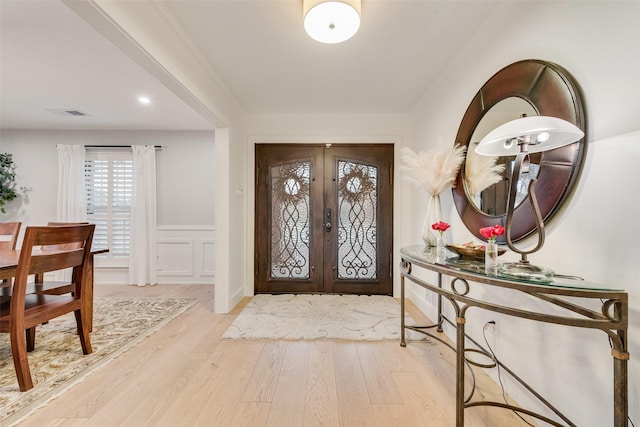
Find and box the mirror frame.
[452,59,586,243]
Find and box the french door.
[255,144,393,295]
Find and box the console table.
[399,245,629,427]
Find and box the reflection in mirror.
[464,98,539,216]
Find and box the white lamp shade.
[475,115,584,156]
[303,0,361,44]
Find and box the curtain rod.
[84,145,162,150]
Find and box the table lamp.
[475,115,584,281]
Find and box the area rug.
[0,296,197,426]
[222,294,428,341]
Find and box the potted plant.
[0,153,18,214]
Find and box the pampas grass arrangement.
[400,145,466,196]
[400,145,466,246]
[464,143,505,195]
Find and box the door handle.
[324,208,332,231]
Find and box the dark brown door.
[255,144,393,295]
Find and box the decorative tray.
[446,243,506,260]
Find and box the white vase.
[421,194,442,246]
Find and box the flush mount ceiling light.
[303,0,361,44]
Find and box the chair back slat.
[44,222,89,250]
[29,225,93,247]
[28,251,86,275]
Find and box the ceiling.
[0,0,505,130]
[0,0,214,131]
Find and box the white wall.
[405,2,640,426]
[213,125,249,313]
[0,129,216,285]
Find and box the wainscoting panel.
[94,225,215,285]
[157,226,215,284]
[200,238,216,276]
[157,238,194,276]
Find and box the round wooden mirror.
[452,59,586,243]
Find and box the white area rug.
[222,294,427,341]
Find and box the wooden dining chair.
[0,221,21,250]
[32,222,100,338]
[0,222,21,287]
[0,224,95,391]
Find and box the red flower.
[479,224,505,241]
[431,221,450,236]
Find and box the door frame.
[246,136,402,298]
[254,143,394,295]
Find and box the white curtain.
[128,145,157,286]
[56,144,87,281]
[56,144,87,222]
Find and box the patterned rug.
[0,296,197,426]
[222,294,428,341]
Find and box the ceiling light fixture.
[303,0,361,44]
[138,96,151,105]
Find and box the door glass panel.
[270,161,311,279]
[337,160,377,279]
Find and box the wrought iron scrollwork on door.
[337,161,378,280]
[270,162,311,279]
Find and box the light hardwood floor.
[19,285,529,426]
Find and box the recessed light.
[138,96,151,105]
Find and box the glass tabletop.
[401,245,622,292]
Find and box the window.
[85,149,133,265]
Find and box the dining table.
[0,247,109,331]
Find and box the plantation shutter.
[85,149,133,263]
